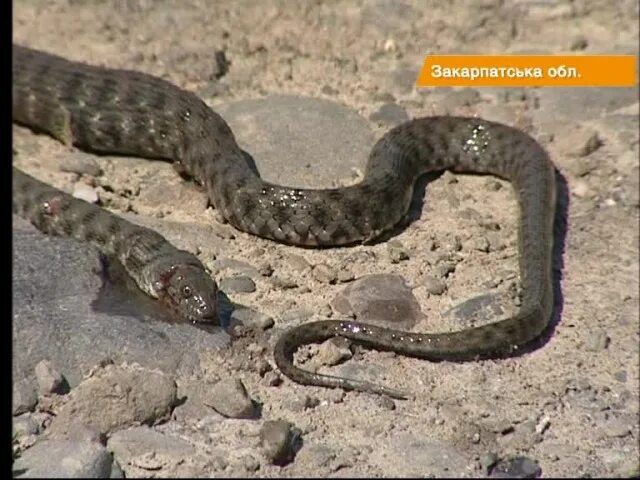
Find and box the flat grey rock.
[13,438,114,478]
[331,274,424,328]
[216,95,374,189]
[107,426,196,463]
[13,221,230,390]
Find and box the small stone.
[535,416,551,435]
[280,308,313,323]
[287,254,312,272]
[485,179,503,191]
[331,274,422,328]
[572,179,590,198]
[489,456,541,478]
[59,155,102,177]
[423,275,447,295]
[240,454,260,472]
[285,394,320,412]
[435,261,456,278]
[220,275,256,293]
[336,269,355,283]
[315,338,353,366]
[263,371,282,387]
[613,370,627,382]
[374,395,396,411]
[480,452,499,471]
[205,379,257,419]
[270,276,298,289]
[473,236,491,253]
[34,360,67,395]
[257,262,274,277]
[387,240,409,263]
[441,170,458,184]
[72,183,100,204]
[570,35,588,51]
[369,103,410,126]
[296,443,336,468]
[584,331,610,351]
[312,263,337,284]
[230,308,274,330]
[260,420,300,465]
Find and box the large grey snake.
[12,45,556,398]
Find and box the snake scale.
[12,44,556,398]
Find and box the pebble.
[59,155,102,177]
[485,179,503,191]
[374,395,396,411]
[34,360,67,395]
[480,452,499,472]
[230,308,274,330]
[72,183,100,204]
[331,274,422,328]
[548,123,602,158]
[489,456,541,478]
[387,240,409,263]
[270,275,298,289]
[312,263,337,284]
[213,257,261,278]
[584,331,610,351]
[423,275,447,295]
[369,102,410,126]
[285,394,320,412]
[220,275,256,293]
[280,308,313,323]
[263,371,282,387]
[441,170,458,184]
[572,179,591,198]
[296,443,336,468]
[259,420,300,465]
[473,236,491,253]
[204,378,257,419]
[257,261,274,277]
[240,454,260,472]
[570,35,589,50]
[435,261,456,278]
[287,253,312,272]
[336,268,355,283]
[314,338,353,366]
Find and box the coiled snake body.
[12,45,556,398]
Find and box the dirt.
[13,0,639,477]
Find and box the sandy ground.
[13,0,639,477]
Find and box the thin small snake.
[12,45,556,398]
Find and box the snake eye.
[182,285,192,297]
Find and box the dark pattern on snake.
[13,44,556,398]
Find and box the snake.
[12,44,556,398]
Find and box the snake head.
[153,263,218,324]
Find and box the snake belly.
[12,45,557,397]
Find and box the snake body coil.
[12,45,556,397]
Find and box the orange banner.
[416,55,637,87]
